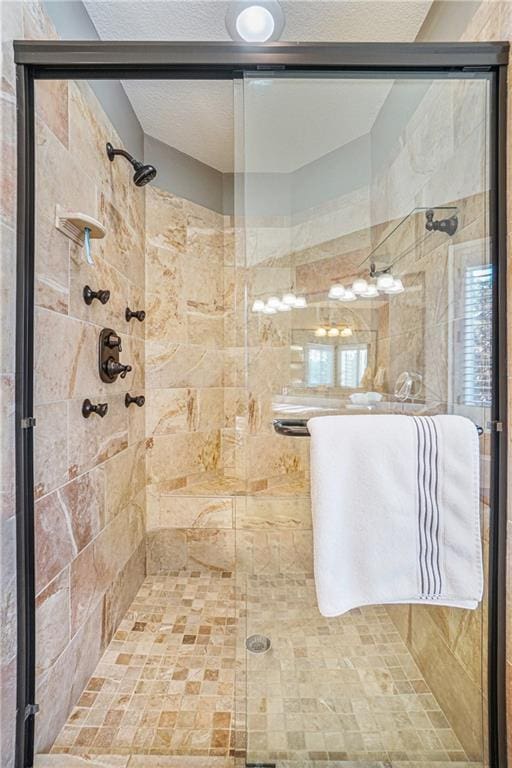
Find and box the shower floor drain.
[246,634,271,654]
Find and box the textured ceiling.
[84,0,434,172]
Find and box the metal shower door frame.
[13,40,509,768]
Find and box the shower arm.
[106,143,140,168]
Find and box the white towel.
[308,414,483,617]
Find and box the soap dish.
[55,206,106,246]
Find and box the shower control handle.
[104,331,122,352]
[125,393,145,408]
[103,358,132,380]
[83,285,110,305]
[126,307,146,323]
[82,399,108,418]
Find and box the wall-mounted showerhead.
[106,142,157,187]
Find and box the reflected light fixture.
[376,273,395,291]
[385,278,405,294]
[328,284,345,299]
[361,285,379,298]
[226,1,285,43]
[352,278,368,295]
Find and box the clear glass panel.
[236,72,491,766]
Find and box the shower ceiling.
[84,0,434,172]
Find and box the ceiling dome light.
[315,327,327,337]
[328,284,345,299]
[267,296,281,309]
[252,299,265,312]
[236,5,275,41]
[376,273,395,291]
[339,289,356,302]
[226,1,285,43]
[327,327,340,337]
[294,296,307,308]
[340,327,353,337]
[282,292,297,306]
[263,305,277,314]
[352,278,368,295]
[277,301,291,312]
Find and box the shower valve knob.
[103,357,132,380]
[104,331,122,352]
[125,307,146,322]
[125,393,145,408]
[82,399,108,418]
[83,285,110,305]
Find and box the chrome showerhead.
[106,142,157,187]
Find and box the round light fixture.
[252,299,265,312]
[327,327,340,337]
[361,285,379,298]
[277,301,291,312]
[226,1,285,43]
[282,292,297,306]
[263,305,277,314]
[385,278,405,294]
[376,273,395,291]
[267,296,281,309]
[294,296,307,308]
[339,289,356,302]
[340,327,353,338]
[328,284,345,299]
[352,278,368,295]
[315,327,327,337]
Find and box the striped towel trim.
[413,416,442,600]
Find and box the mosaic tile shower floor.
[46,571,481,766]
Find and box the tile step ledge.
[36,756,235,768]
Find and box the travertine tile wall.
[1,6,63,765]
[369,75,491,761]
[144,185,236,574]
[32,74,147,752]
[1,5,147,757]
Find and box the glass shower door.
[235,71,492,766]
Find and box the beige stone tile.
[146,388,196,435]
[0,223,16,373]
[146,529,187,574]
[146,492,233,530]
[36,569,70,675]
[235,495,311,530]
[35,756,129,767]
[102,441,145,524]
[187,529,235,571]
[35,79,68,148]
[36,602,104,753]
[68,395,128,477]
[146,342,224,389]
[147,431,221,484]
[0,375,15,512]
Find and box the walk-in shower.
[13,41,507,768]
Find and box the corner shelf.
[360,206,459,275]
